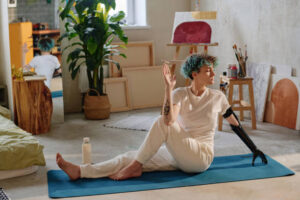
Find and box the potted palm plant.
[59,0,128,119]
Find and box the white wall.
[0,0,13,113]
[191,0,300,84]
[62,0,191,113]
[4,0,300,114]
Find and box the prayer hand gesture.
[162,63,176,90]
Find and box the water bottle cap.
[83,137,90,143]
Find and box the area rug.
[47,154,294,198]
[104,110,160,131]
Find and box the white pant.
[80,116,214,178]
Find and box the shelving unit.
[32,29,61,62]
[32,30,60,35]
[9,22,33,69]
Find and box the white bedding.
[0,166,39,180]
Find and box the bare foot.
[109,160,143,180]
[56,153,81,180]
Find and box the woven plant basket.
[83,89,111,120]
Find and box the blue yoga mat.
[51,90,63,98]
[47,154,294,198]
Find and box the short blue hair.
[180,54,218,80]
[38,38,55,52]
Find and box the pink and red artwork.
[171,12,216,44]
[173,21,212,43]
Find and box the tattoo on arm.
[163,100,170,115]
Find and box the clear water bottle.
[82,137,92,164]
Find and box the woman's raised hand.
[162,63,176,90]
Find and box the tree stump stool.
[13,80,53,134]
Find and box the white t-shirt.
[29,55,60,88]
[172,87,231,144]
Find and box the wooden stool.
[218,77,256,130]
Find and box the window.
[110,0,147,27]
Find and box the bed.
[0,106,46,179]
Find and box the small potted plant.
[59,0,128,119]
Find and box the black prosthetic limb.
[223,107,268,166]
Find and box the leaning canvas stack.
[246,62,300,130]
[264,64,300,130]
[246,62,271,122]
[105,41,165,112]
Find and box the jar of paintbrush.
[238,61,246,78]
[232,44,248,78]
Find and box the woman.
[57,54,267,181]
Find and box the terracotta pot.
[83,89,111,120]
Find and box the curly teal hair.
[180,54,218,80]
[38,38,55,52]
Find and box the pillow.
[0,115,46,170]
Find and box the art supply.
[228,64,237,79]
[233,44,247,77]
[239,48,243,59]
[220,72,229,94]
[82,137,92,164]
[244,44,248,61]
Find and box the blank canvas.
[104,77,131,112]
[110,41,154,77]
[122,66,165,109]
[270,64,292,76]
[246,62,271,122]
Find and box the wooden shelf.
[32,29,60,35]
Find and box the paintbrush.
[233,44,239,61]
[233,44,246,76]
[244,44,248,61]
[233,44,242,64]
[239,48,243,61]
